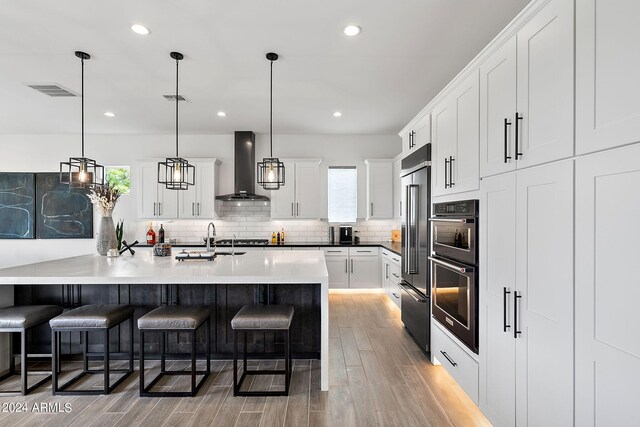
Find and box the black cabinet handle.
[440,350,457,367]
[449,156,455,187]
[503,287,511,332]
[392,292,400,299]
[514,291,522,338]
[515,112,523,160]
[504,118,512,163]
[444,157,449,188]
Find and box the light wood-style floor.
[0,292,490,427]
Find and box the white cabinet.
[324,248,349,289]
[364,160,393,219]
[178,159,221,219]
[324,247,380,289]
[575,144,640,426]
[480,0,573,176]
[137,160,178,219]
[576,0,640,154]
[270,159,322,219]
[392,157,403,219]
[479,160,574,427]
[432,69,480,197]
[401,114,431,158]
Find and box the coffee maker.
[339,226,353,244]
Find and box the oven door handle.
[428,218,474,224]
[428,256,474,273]
[398,282,428,303]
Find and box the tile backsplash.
[146,201,400,244]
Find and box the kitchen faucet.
[231,234,237,256]
[206,222,216,253]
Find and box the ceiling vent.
[163,94,187,102]
[27,84,78,97]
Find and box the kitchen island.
[0,249,329,391]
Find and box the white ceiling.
[0,0,530,136]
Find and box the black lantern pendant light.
[60,51,104,188]
[257,52,285,190]
[158,52,195,190]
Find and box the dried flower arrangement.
[86,183,121,217]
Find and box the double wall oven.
[429,200,479,353]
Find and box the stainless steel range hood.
[215,131,270,202]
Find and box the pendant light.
[60,51,104,188]
[257,52,285,190]
[158,52,195,190]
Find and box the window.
[105,166,131,195]
[328,166,357,223]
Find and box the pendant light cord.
[81,56,85,157]
[270,58,273,158]
[175,58,179,157]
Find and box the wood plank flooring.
[0,292,490,426]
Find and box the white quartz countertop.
[0,249,329,285]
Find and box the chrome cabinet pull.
[297,202,299,217]
[291,203,294,217]
[351,259,354,273]
[449,156,455,187]
[153,202,157,216]
[192,202,195,216]
[345,259,348,273]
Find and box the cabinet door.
[294,161,321,219]
[479,172,517,427]
[515,0,574,168]
[178,182,198,218]
[576,0,640,154]
[137,161,159,219]
[393,158,402,220]
[514,161,573,427]
[480,37,517,177]
[197,161,219,218]
[575,144,640,426]
[156,183,178,219]
[367,161,393,219]
[453,69,480,193]
[349,256,381,288]
[270,161,296,219]
[412,114,431,151]
[432,96,456,197]
[325,256,349,289]
[401,129,412,157]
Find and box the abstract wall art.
[0,173,36,239]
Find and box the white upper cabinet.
[137,160,178,219]
[393,157,403,219]
[433,69,480,197]
[480,0,573,176]
[576,0,640,154]
[364,160,393,219]
[515,0,574,169]
[270,159,322,219]
[401,114,431,158]
[178,159,221,219]
[575,144,640,426]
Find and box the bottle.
[146,222,156,245]
[271,232,277,244]
[277,231,281,244]
[281,228,285,243]
[158,224,165,244]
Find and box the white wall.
[0,133,400,269]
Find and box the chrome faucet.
[206,222,216,252]
[231,234,237,256]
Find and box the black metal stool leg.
[83,331,88,372]
[103,328,109,394]
[206,319,210,373]
[9,331,15,374]
[243,331,248,372]
[129,318,134,373]
[191,330,196,395]
[139,330,145,396]
[160,331,166,373]
[52,330,58,393]
[233,329,238,395]
[285,329,290,395]
[21,329,27,395]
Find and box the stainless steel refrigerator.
[400,143,431,353]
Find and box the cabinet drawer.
[323,248,348,256]
[389,264,402,285]
[388,282,402,309]
[381,249,391,259]
[431,322,479,404]
[349,247,379,256]
[389,253,401,267]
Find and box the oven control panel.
[433,199,478,217]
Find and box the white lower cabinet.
[324,247,380,289]
[479,160,574,427]
[432,322,479,404]
[575,143,640,426]
[381,249,402,308]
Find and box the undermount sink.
[213,251,246,256]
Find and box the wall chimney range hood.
[216,131,270,201]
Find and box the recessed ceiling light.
[343,25,361,37]
[333,111,342,117]
[104,112,116,118]
[217,111,227,117]
[131,24,150,35]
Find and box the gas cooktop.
[206,238,269,246]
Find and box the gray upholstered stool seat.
[138,305,209,330]
[0,305,63,329]
[138,305,211,397]
[49,304,134,329]
[231,305,294,330]
[0,305,63,395]
[231,305,294,397]
[50,304,134,396]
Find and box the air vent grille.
[27,84,78,97]
[163,94,187,101]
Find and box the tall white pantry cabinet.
[399,0,640,425]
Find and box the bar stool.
[49,304,134,395]
[0,305,63,395]
[231,305,294,397]
[138,305,210,397]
